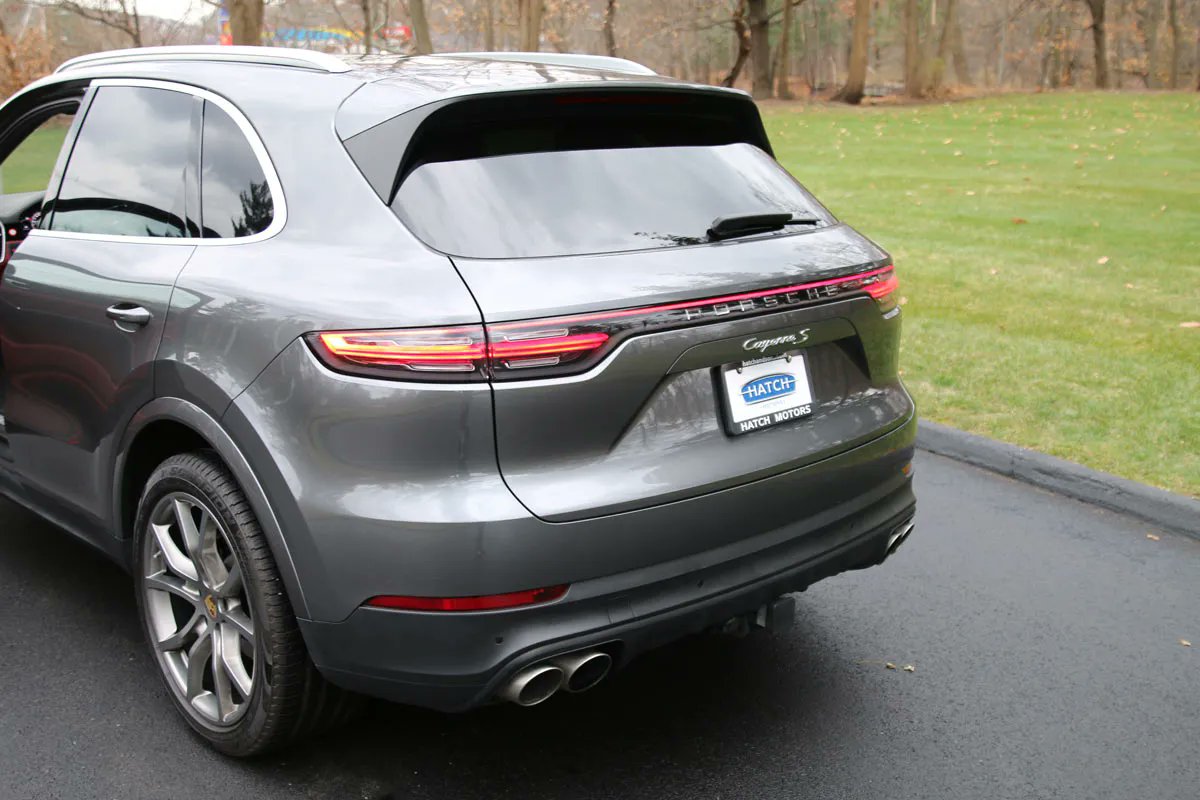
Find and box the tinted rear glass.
[393,143,829,259]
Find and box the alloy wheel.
[141,492,257,727]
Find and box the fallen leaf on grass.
[1097,256,1109,265]
[965,190,976,196]
[1146,533,1160,541]
[1011,217,1028,225]
[942,138,953,145]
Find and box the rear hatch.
[347,87,912,522]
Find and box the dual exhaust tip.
[885,520,915,558]
[499,650,612,707]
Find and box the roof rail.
[56,46,353,75]
[436,52,656,76]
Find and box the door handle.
[106,303,152,328]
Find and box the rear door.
[382,92,912,522]
[0,82,198,520]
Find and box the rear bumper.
[299,457,916,712]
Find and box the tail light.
[365,584,568,612]
[309,263,896,382]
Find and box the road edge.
[916,420,1200,540]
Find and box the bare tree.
[903,0,921,96]
[518,0,544,51]
[938,0,972,86]
[748,0,770,97]
[603,0,617,57]
[1079,0,1109,88]
[409,0,433,53]
[775,0,807,99]
[834,0,871,103]
[54,0,143,47]
[228,0,263,46]
[720,0,751,87]
[1166,0,1179,87]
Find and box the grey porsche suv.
[0,47,916,755]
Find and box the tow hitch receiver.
[718,595,798,637]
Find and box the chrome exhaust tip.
[552,650,613,693]
[885,521,915,557]
[499,664,564,707]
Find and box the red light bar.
[365,584,569,612]
[489,332,610,360]
[316,326,487,373]
[311,264,896,382]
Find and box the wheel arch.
[113,396,310,618]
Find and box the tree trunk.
[228,0,263,47]
[410,0,433,54]
[903,0,921,96]
[938,0,971,85]
[518,0,544,51]
[361,0,373,54]
[1084,0,1109,88]
[721,1,752,87]
[483,0,495,50]
[748,0,771,98]
[1166,0,1179,87]
[775,0,803,99]
[834,0,870,104]
[1144,0,1163,87]
[603,0,617,57]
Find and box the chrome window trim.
[34,77,286,247]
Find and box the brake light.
[309,263,895,382]
[365,584,568,612]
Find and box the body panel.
[0,235,191,523]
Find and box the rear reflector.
[309,263,895,382]
[365,584,569,612]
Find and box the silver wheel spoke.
[224,607,255,647]
[144,572,202,606]
[150,520,198,582]
[214,560,242,599]
[185,633,212,701]
[211,629,236,720]
[156,609,207,652]
[219,623,254,698]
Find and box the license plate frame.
[718,352,815,437]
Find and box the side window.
[200,101,273,238]
[0,111,75,195]
[50,86,192,238]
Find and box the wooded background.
[2,0,1199,101]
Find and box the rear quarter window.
[200,101,273,238]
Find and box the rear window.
[393,143,830,259]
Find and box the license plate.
[719,353,814,436]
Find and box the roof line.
[56,46,353,75]
[432,52,656,76]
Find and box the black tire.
[132,450,359,756]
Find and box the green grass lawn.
[0,124,67,194]
[765,92,1200,496]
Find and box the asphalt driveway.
[1,451,1196,800]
